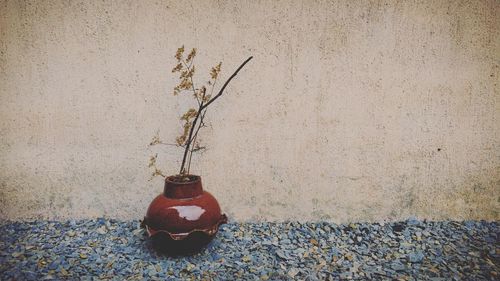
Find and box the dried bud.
[176,120,192,146]
[149,133,161,146]
[152,168,165,178]
[188,66,195,78]
[148,154,157,167]
[178,78,193,90]
[203,94,211,102]
[173,86,180,96]
[175,45,184,61]
[180,108,197,121]
[210,62,222,80]
[172,63,183,73]
[180,66,195,79]
[186,48,196,63]
[176,136,186,146]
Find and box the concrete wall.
[1,0,498,222]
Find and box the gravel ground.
[0,219,498,280]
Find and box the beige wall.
[0,0,499,222]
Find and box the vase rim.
[165,174,201,185]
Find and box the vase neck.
[164,175,203,199]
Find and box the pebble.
[409,251,424,263]
[288,267,299,278]
[0,219,498,280]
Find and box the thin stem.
[148,154,166,180]
[186,108,207,174]
[181,60,201,107]
[187,88,207,174]
[179,101,203,174]
[178,56,253,174]
[186,75,217,174]
[157,142,180,147]
[209,76,218,100]
[200,56,253,110]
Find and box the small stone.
[339,272,351,279]
[409,251,424,263]
[185,263,195,272]
[407,216,420,226]
[288,268,299,278]
[96,226,107,235]
[391,261,406,271]
[276,250,287,260]
[0,219,497,280]
[11,252,23,258]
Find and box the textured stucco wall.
[0,0,499,222]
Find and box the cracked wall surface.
[0,0,498,221]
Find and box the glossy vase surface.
[143,175,227,254]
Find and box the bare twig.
[149,130,181,147]
[179,56,253,174]
[201,56,253,110]
[157,142,180,147]
[186,107,208,174]
[179,100,203,174]
[148,154,166,180]
[181,60,202,107]
[186,88,207,174]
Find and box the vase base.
[151,231,214,255]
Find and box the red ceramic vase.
[142,175,227,254]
